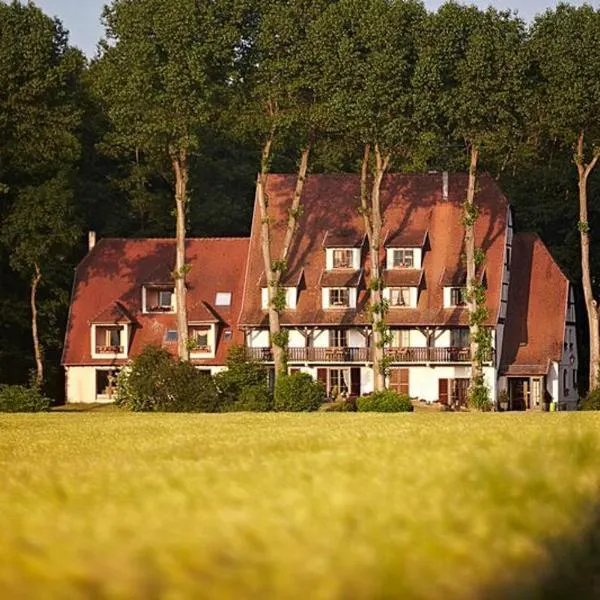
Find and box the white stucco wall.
[66,366,119,404]
[248,329,270,348]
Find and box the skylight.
[215,292,232,306]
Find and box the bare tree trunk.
[170,146,190,361]
[465,145,481,396]
[31,263,43,388]
[361,144,390,392]
[577,130,600,391]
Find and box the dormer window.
[450,287,467,307]
[389,287,411,307]
[144,286,175,313]
[95,326,124,354]
[329,288,350,307]
[190,326,210,351]
[333,249,353,269]
[215,292,232,306]
[392,249,414,269]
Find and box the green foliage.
[272,329,289,349]
[214,345,269,407]
[115,345,219,412]
[468,376,491,411]
[580,388,600,411]
[274,373,326,412]
[357,390,414,413]
[0,385,51,413]
[320,398,357,412]
[228,385,273,413]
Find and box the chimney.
[442,171,449,201]
[88,231,96,252]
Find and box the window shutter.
[317,368,327,386]
[438,379,449,405]
[350,368,361,397]
[400,369,409,396]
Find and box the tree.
[414,4,527,406]
[531,4,600,391]
[238,0,335,379]
[95,0,247,360]
[0,1,84,388]
[314,0,426,391]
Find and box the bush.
[581,388,600,411]
[357,390,414,413]
[214,345,270,409]
[115,345,219,412]
[0,385,51,413]
[274,373,325,412]
[228,385,273,412]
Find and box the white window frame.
[332,249,353,269]
[329,288,350,308]
[392,249,414,269]
[389,287,411,307]
[215,292,232,306]
[450,287,467,307]
[142,286,176,313]
[91,324,128,359]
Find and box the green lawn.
[2,412,600,599]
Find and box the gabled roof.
[63,238,249,366]
[500,233,569,376]
[384,228,429,248]
[383,269,424,288]
[239,173,509,327]
[440,266,486,287]
[258,269,304,287]
[323,229,366,248]
[320,269,363,287]
[89,301,135,325]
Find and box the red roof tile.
[383,269,424,287]
[319,269,363,287]
[384,228,429,248]
[323,229,366,248]
[90,301,134,324]
[63,238,249,366]
[500,233,568,376]
[239,173,508,327]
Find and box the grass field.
[2,412,600,599]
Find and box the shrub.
[229,385,273,412]
[115,345,219,412]
[581,388,600,411]
[0,385,51,413]
[214,345,269,408]
[274,373,325,412]
[357,390,413,413]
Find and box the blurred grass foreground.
[2,412,600,599]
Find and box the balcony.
[245,346,493,364]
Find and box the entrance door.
[509,378,529,411]
[438,378,469,408]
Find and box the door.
[438,379,449,405]
[390,368,410,395]
[509,378,528,411]
[350,367,361,397]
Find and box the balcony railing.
[245,346,494,364]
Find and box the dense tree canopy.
[1,0,600,398]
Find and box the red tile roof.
[90,301,134,324]
[63,238,249,366]
[500,233,568,376]
[323,229,366,248]
[384,228,429,248]
[319,269,363,287]
[383,269,424,287]
[239,173,509,327]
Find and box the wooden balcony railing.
[245,346,494,364]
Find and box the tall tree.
[0,1,84,388]
[414,4,527,406]
[239,0,334,379]
[531,4,600,391]
[95,0,247,360]
[314,0,426,391]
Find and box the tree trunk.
[171,147,190,361]
[31,263,43,388]
[361,144,390,392]
[577,130,600,390]
[465,145,481,395]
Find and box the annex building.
[62,173,578,410]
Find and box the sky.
[34,0,600,59]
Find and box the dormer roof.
[383,269,424,288]
[258,269,304,287]
[89,301,135,325]
[319,269,363,288]
[384,228,429,248]
[323,229,366,248]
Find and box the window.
[190,326,210,350]
[333,249,353,269]
[330,368,350,395]
[95,326,123,353]
[224,329,232,341]
[450,287,466,306]
[329,288,350,307]
[392,249,414,268]
[450,328,470,348]
[392,329,411,347]
[506,247,511,271]
[96,369,119,399]
[146,287,174,312]
[330,329,347,347]
[390,287,411,307]
[573,369,578,388]
[164,329,178,342]
[563,369,569,396]
[215,292,232,306]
